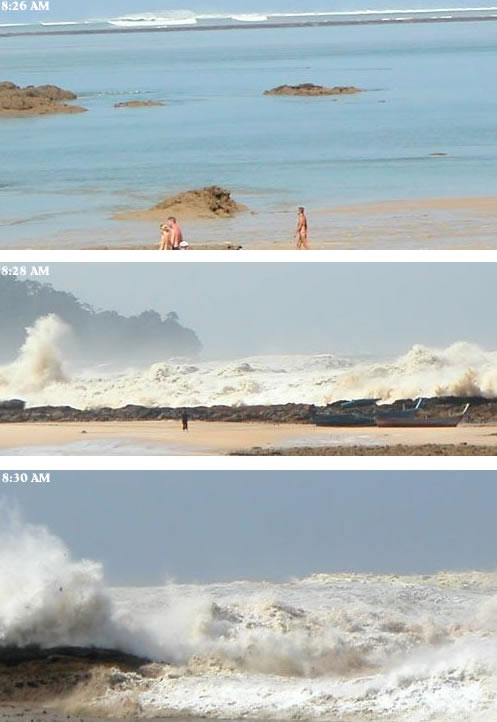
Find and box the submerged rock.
[264,83,361,96]
[114,100,164,108]
[0,82,87,116]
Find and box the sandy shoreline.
[80,196,497,251]
[2,421,497,455]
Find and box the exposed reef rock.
[264,83,361,96]
[114,99,164,108]
[0,646,151,706]
[115,185,247,221]
[0,82,87,116]
[0,397,496,424]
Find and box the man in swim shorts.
[296,206,309,249]
[168,217,183,250]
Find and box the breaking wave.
[0,315,69,394]
[2,316,497,408]
[4,509,497,720]
[5,5,497,34]
[108,11,197,28]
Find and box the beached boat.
[312,412,376,427]
[312,398,423,427]
[340,398,380,408]
[376,397,424,420]
[376,404,470,428]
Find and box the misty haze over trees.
[0,276,202,365]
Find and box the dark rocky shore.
[2,396,497,424]
[0,647,154,711]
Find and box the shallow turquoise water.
[1,19,496,246]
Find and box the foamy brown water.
[2,512,497,720]
[1,315,497,409]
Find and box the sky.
[2,470,497,584]
[6,0,490,23]
[29,262,497,359]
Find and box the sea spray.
[0,504,116,649]
[3,511,497,718]
[0,314,69,393]
[3,326,497,407]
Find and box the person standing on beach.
[182,411,189,432]
[159,223,171,250]
[296,207,310,249]
[168,217,183,250]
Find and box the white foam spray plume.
[2,325,497,408]
[0,315,69,394]
[3,510,497,719]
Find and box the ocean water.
[1,11,497,248]
[3,514,497,720]
[1,314,497,408]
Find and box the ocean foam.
[4,511,497,720]
[108,11,197,28]
[2,316,497,409]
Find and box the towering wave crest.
[0,314,69,394]
[2,320,497,408]
[4,510,497,719]
[4,507,497,721]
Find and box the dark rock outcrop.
[152,185,246,218]
[0,399,25,411]
[1,396,496,425]
[264,83,361,96]
[0,82,87,116]
[116,185,247,221]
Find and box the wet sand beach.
[2,421,497,455]
[84,197,497,251]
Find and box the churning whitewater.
[2,511,497,720]
[1,315,497,409]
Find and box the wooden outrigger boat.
[312,398,424,428]
[312,412,377,427]
[376,403,470,428]
[376,397,424,421]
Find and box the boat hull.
[376,417,465,428]
[312,414,375,427]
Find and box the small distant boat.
[376,404,470,428]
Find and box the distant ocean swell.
[2,6,497,33]
[3,509,497,720]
